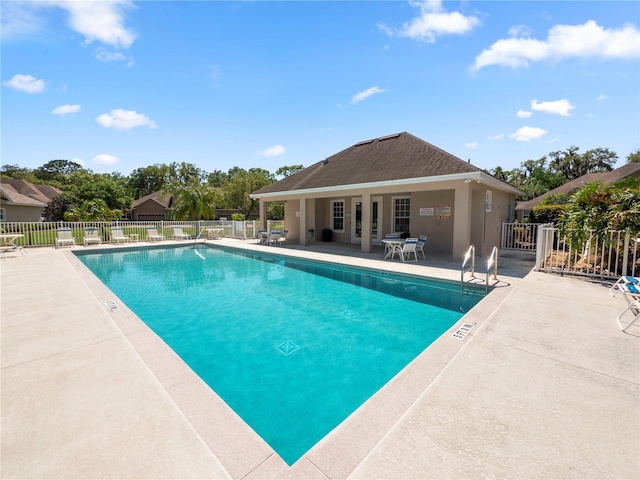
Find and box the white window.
[392,196,411,234]
[0,208,5,221]
[331,200,345,232]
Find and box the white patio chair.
[610,276,639,298]
[398,238,419,263]
[146,226,166,241]
[55,228,76,249]
[110,227,130,243]
[276,229,288,245]
[617,299,640,332]
[269,231,281,246]
[172,226,191,240]
[416,235,427,259]
[83,227,102,246]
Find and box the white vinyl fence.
[535,225,639,279]
[0,220,286,247]
[501,222,543,251]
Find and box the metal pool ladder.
[461,245,499,294]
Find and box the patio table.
[381,238,404,260]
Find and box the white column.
[453,184,472,260]
[299,197,307,246]
[259,200,267,230]
[361,192,371,253]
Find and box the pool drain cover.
[452,322,475,339]
[277,340,299,355]
[342,310,358,318]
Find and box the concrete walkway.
[1,241,638,479]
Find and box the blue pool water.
[76,245,482,465]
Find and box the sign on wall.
[420,207,435,216]
[436,204,451,219]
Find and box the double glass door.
[351,197,382,244]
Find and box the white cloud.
[531,99,575,116]
[96,109,157,130]
[1,1,136,48]
[508,25,531,38]
[517,109,532,118]
[488,134,504,140]
[380,0,480,43]
[472,20,640,71]
[351,86,387,104]
[52,104,81,115]
[71,157,85,166]
[95,47,133,66]
[258,145,287,157]
[510,126,547,142]
[3,73,45,93]
[93,154,119,165]
[597,93,608,101]
[54,0,137,48]
[465,142,478,149]
[0,1,46,39]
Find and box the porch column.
[259,200,267,230]
[299,197,308,246]
[361,192,371,253]
[452,184,472,260]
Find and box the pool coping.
[62,239,518,479]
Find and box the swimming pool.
[76,244,483,465]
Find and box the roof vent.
[322,159,329,165]
[378,133,400,142]
[354,139,374,147]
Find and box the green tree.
[43,194,75,221]
[67,171,133,212]
[127,164,171,199]
[64,199,123,221]
[627,149,640,163]
[164,182,221,220]
[275,165,304,177]
[224,168,275,216]
[33,159,84,186]
[0,164,37,181]
[548,146,617,180]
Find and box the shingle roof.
[131,191,173,209]
[515,163,640,211]
[253,132,484,195]
[0,179,61,207]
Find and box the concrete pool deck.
[1,239,638,479]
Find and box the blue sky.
[2,1,639,177]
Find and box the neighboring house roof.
[515,163,640,211]
[0,179,61,207]
[131,191,173,209]
[253,132,522,196]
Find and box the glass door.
[351,197,382,244]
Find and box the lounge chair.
[83,227,102,246]
[110,227,130,243]
[416,235,427,259]
[146,226,165,241]
[172,226,191,240]
[610,276,639,297]
[55,228,76,248]
[617,299,640,332]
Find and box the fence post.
[622,231,630,276]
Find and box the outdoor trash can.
[322,229,332,242]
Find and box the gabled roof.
[0,179,61,207]
[516,163,640,211]
[132,191,173,209]
[253,132,514,196]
